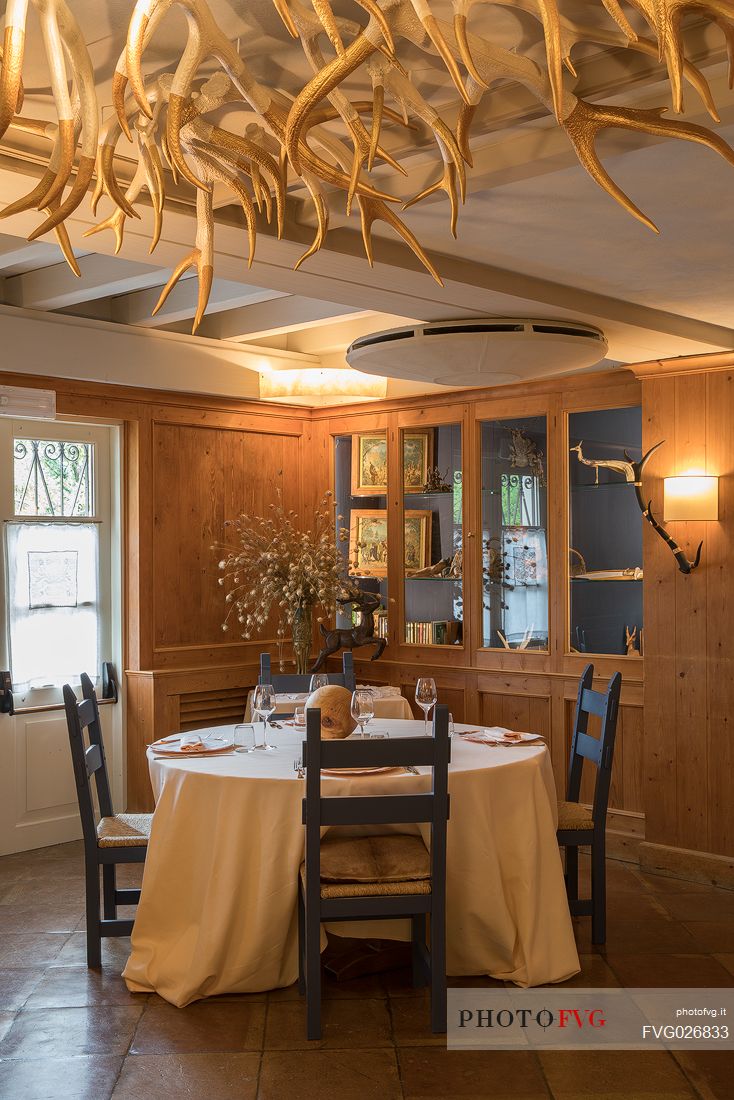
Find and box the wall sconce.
[663,476,719,522]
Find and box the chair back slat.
[259,651,357,693]
[307,735,438,771]
[566,663,622,826]
[579,688,608,718]
[64,671,115,853]
[85,743,103,776]
[77,697,96,728]
[574,730,603,767]
[312,793,439,827]
[303,705,450,903]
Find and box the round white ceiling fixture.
[346,319,608,388]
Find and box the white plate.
[150,735,234,756]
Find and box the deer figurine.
[310,590,386,673]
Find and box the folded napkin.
[461,727,545,746]
[180,737,207,753]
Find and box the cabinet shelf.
[406,490,455,498]
[571,575,642,583]
[405,575,462,583]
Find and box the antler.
[2,0,734,327]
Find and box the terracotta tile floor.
[0,841,732,1099]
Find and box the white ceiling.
[0,1,733,400]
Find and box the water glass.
[309,673,329,692]
[252,683,277,751]
[234,723,256,753]
[293,704,306,728]
[415,677,438,736]
[351,688,375,738]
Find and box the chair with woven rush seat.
[298,704,450,1040]
[557,663,622,946]
[63,672,151,967]
[259,651,356,694]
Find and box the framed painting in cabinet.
[349,509,431,576]
[351,431,432,495]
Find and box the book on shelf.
[405,619,461,645]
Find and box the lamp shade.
[663,476,718,521]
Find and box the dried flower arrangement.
[212,492,357,673]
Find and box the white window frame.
[0,418,113,704]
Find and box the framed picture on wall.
[349,510,431,576]
[351,431,432,496]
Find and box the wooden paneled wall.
[6,362,730,873]
[641,368,734,859]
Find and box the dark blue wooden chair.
[298,704,450,1039]
[64,672,151,967]
[557,663,622,945]
[259,651,356,694]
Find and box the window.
[5,433,100,690]
[13,438,94,517]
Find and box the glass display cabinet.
[480,416,549,650]
[400,422,463,647]
[334,433,389,643]
[568,405,644,657]
[330,389,643,669]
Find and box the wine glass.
[351,688,375,738]
[415,678,438,736]
[309,673,329,693]
[252,683,277,751]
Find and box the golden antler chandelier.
[1,0,734,331]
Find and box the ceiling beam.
[110,280,287,328]
[0,150,732,364]
[2,252,168,311]
[196,295,365,342]
[0,234,74,276]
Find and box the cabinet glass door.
[335,433,389,643]
[480,416,549,650]
[568,405,643,656]
[401,423,463,646]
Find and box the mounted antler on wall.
[571,440,703,574]
[3,2,734,331]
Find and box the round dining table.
[123,719,580,1007]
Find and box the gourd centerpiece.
[306,685,357,739]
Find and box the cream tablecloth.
[243,686,414,722]
[123,720,579,1006]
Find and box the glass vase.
[291,605,313,675]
